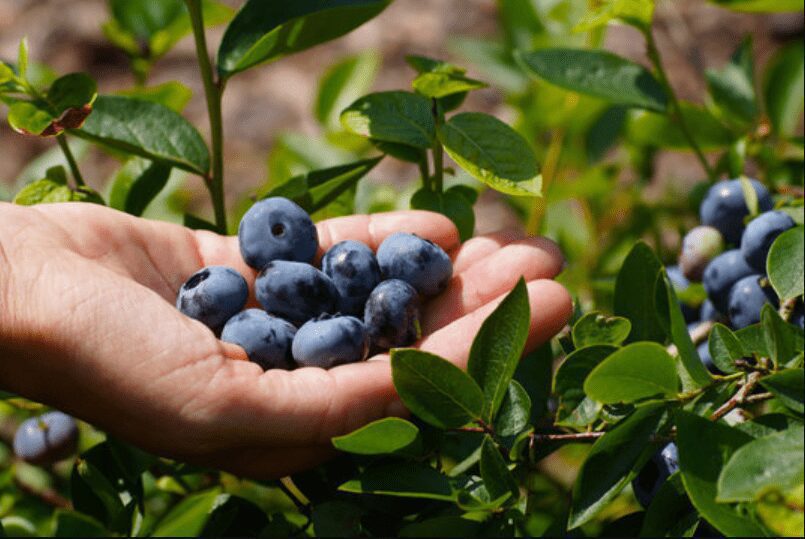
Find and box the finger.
[424,237,565,333]
[451,229,526,273]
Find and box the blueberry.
[255,261,339,326]
[791,303,804,330]
[376,233,452,297]
[700,299,721,322]
[699,178,773,245]
[728,275,778,329]
[631,443,680,508]
[667,265,698,323]
[679,226,725,282]
[703,250,755,314]
[292,315,369,369]
[176,266,249,333]
[364,279,422,350]
[698,340,719,373]
[322,240,382,316]
[13,411,78,465]
[238,197,319,270]
[740,211,795,273]
[221,309,296,370]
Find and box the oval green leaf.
[109,158,172,216]
[763,41,804,137]
[572,312,632,348]
[411,187,475,242]
[217,0,391,78]
[338,462,455,501]
[439,112,541,196]
[625,103,734,149]
[768,226,804,301]
[152,490,222,537]
[75,95,210,175]
[517,48,667,111]
[760,368,804,414]
[391,349,484,429]
[341,91,435,149]
[480,435,519,502]
[708,323,743,374]
[584,342,679,404]
[554,345,617,428]
[332,417,422,456]
[495,380,532,437]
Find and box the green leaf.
[584,342,679,404]
[17,38,29,80]
[109,158,172,216]
[515,343,553,425]
[495,380,532,437]
[573,0,655,31]
[183,213,218,232]
[676,411,766,537]
[117,81,193,112]
[572,312,631,348]
[762,304,804,368]
[391,349,484,429]
[764,41,804,136]
[756,484,805,538]
[315,51,380,129]
[75,95,210,174]
[554,345,617,427]
[717,425,804,502]
[768,226,804,301]
[200,495,269,537]
[412,72,487,99]
[706,36,757,124]
[341,91,435,149]
[640,473,701,538]
[625,103,734,149]
[152,489,222,537]
[467,278,531,421]
[735,324,771,358]
[0,517,34,538]
[709,0,804,12]
[332,417,422,456]
[740,176,760,217]
[760,369,804,414]
[410,187,475,242]
[708,323,743,374]
[312,501,364,537]
[338,462,455,501]
[568,402,668,529]
[109,0,184,41]
[14,177,72,205]
[52,511,106,537]
[399,517,481,538]
[516,48,667,111]
[8,73,97,136]
[480,435,519,501]
[614,242,666,343]
[439,112,541,196]
[217,0,391,78]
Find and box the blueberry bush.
[1,0,804,537]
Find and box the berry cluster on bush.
[176,197,453,370]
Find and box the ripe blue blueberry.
[221,309,296,370]
[13,411,78,465]
[631,443,680,508]
[679,226,725,282]
[376,233,452,297]
[364,279,422,350]
[698,341,718,373]
[699,178,773,245]
[791,303,804,330]
[176,266,249,333]
[700,299,721,322]
[292,315,369,369]
[740,211,795,273]
[728,275,778,329]
[703,250,755,314]
[667,265,698,323]
[238,197,319,270]
[255,261,339,326]
[321,240,381,316]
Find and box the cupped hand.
[0,202,571,478]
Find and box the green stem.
[419,158,432,192]
[643,27,715,181]
[186,0,227,234]
[431,99,444,193]
[56,134,85,187]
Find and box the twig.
[14,470,71,509]
[779,298,798,322]
[744,392,774,404]
[710,372,762,421]
[689,320,714,346]
[56,134,86,187]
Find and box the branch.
[779,297,798,322]
[710,372,762,422]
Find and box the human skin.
[0,202,571,479]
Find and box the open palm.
[0,202,571,478]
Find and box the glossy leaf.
[709,0,804,12]
[763,41,804,136]
[574,0,655,31]
[572,312,631,348]
[756,484,805,537]
[768,226,804,301]
[584,342,679,404]
[152,489,222,537]
[8,73,96,136]
[338,462,455,501]
[706,37,757,124]
[760,369,804,414]
[412,71,487,99]
[614,242,666,343]
[341,91,435,149]
[391,349,484,429]
[495,380,532,437]
[14,166,104,206]
[735,324,771,358]
[315,51,380,129]
[467,278,531,420]
[761,304,804,368]
[717,425,804,502]
[625,103,734,149]
[439,112,541,196]
[183,214,218,232]
[517,48,667,111]
[676,411,765,537]
[568,402,668,529]
[640,473,701,538]
[217,0,391,78]
[480,436,519,501]
[52,511,107,537]
[554,345,616,428]
[410,187,475,242]
[117,82,193,112]
[76,95,210,174]
[109,158,172,216]
[708,323,743,374]
[200,495,269,537]
[332,417,422,456]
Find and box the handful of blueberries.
[176,197,453,370]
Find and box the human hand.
[0,202,571,478]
